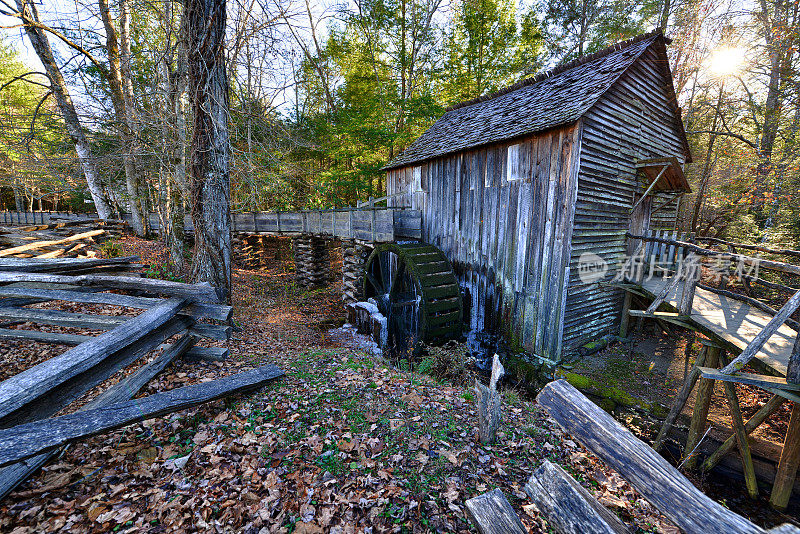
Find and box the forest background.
[0,0,798,266]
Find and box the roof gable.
[386,31,675,170]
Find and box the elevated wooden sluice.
[0,207,422,243]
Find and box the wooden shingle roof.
[386,31,670,170]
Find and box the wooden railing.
[627,231,800,509]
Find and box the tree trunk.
[12,182,23,213]
[120,0,150,235]
[187,0,231,302]
[98,0,146,236]
[170,6,189,269]
[15,0,112,219]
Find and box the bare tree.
[98,0,148,235]
[5,0,113,218]
[156,0,189,269]
[187,0,232,300]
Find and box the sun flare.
[709,46,744,77]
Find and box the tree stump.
[476,354,504,444]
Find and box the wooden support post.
[770,402,800,510]
[787,333,800,384]
[683,342,721,470]
[722,377,759,498]
[771,332,800,510]
[620,291,633,338]
[678,252,699,316]
[653,346,707,452]
[702,394,785,472]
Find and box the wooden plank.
[698,368,800,392]
[537,379,765,534]
[720,289,800,374]
[0,327,88,345]
[189,323,231,341]
[183,346,228,362]
[464,488,527,534]
[525,460,631,534]
[640,278,797,376]
[0,298,186,421]
[0,272,221,303]
[0,229,106,257]
[0,286,231,321]
[0,307,125,330]
[0,334,196,499]
[0,364,284,468]
[0,256,139,273]
[627,233,800,277]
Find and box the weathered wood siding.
[388,123,582,359]
[563,45,688,350]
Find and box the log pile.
[0,219,127,259]
[0,258,282,501]
[293,234,331,288]
[232,234,291,269]
[342,239,371,304]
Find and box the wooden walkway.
[641,277,797,376]
[0,209,422,243]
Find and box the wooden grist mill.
[383,29,692,360]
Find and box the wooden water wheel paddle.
[363,242,463,355]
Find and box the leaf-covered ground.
[1,237,684,533]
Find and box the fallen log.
[464,488,527,534]
[0,272,220,302]
[0,364,284,467]
[0,334,196,500]
[537,379,765,534]
[0,297,185,422]
[524,460,631,534]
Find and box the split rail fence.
[0,255,283,500]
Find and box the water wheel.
[363,242,463,355]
